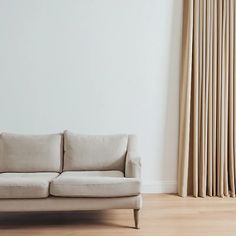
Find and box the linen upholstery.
[53,170,124,178]
[0,133,62,172]
[125,135,141,178]
[0,173,59,199]
[63,131,128,171]
[50,171,141,197]
[0,132,142,217]
[0,195,142,212]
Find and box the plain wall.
[0,0,182,192]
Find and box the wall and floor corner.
[0,0,183,193]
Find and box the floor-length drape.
[178,0,236,197]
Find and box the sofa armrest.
[125,135,141,178]
[125,152,141,178]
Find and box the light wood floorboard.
[0,194,235,236]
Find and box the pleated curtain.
[178,0,236,197]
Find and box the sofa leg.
[133,209,140,229]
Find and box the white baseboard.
[142,181,177,193]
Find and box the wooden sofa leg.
[133,209,140,229]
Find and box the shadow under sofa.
[0,131,142,229]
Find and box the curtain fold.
[178,0,236,197]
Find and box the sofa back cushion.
[0,133,62,172]
[64,131,128,171]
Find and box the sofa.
[0,131,142,228]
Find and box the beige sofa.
[0,131,142,228]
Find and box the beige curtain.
[178,0,236,197]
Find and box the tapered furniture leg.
[133,209,140,229]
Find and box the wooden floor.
[0,194,235,236]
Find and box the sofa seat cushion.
[0,173,59,199]
[50,171,141,197]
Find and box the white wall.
[0,0,182,193]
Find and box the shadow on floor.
[0,211,133,229]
